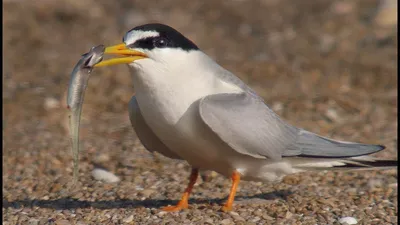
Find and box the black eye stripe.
[128,37,155,49]
[153,37,169,48]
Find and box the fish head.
[80,45,105,68]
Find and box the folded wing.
[199,92,385,160]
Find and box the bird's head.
[95,23,199,70]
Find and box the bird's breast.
[132,69,239,126]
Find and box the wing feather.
[199,92,298,160]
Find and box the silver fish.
[67,45,105,184]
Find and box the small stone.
[39,219,49,224]
[346,188,357,193]
[44,97,60,110]
[72,192,84,199]
[157,211,168,217]
[28,219,39,225]
[141,189,155,198]
[220,218,234,225]
[94,153,111,163]
[325,108,340,122]
[262,213,274,220]
[368,179,383,189]
[253,210,262,217]
[91,168,120,183]
[229,211,239,216]
[272,102,283,112]
[177,163,185,169]
[122,215,134,223]
[56,220,71,225]
[339,217,358,224]
[232,215,245,221]
[204,218,214,224]
[251,217,260,223]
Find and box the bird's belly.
[138,98,231,173]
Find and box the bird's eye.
[153,37,168,48]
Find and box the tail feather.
[342,156,397,167]
[289,155,398,171]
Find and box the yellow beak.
[94,43,147,67]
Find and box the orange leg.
[162,168,199,212]
[221,171,240,212]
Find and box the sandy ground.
[3,0,398,224]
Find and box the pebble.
[325,108,340,122]
[229,211,239,216]
[91,168,120,183]
[122,215,134,223]
[44,97,60,110]
[339,217,358,224]
[262,213,275,220]
[94,153,111,163]
[232,215,245,221]
[285,211,293,219]
[157,211,167,217]
[272,102,283,112]
[220,218,234,225]
[251,216,260,223]
[28,219,39,225]
[367,179,383,189]
[204,218,214,224]
[56,220,72,225]
[141,189,155,198]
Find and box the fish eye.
[153,37,168,48]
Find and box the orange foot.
[221,204,233,212]
[161,201,189,212]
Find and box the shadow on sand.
[3,190,292,210]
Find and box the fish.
[67,45,105,185]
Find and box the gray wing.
[199,92,298,160]
[128,96,182,159]
[199,92,385,160]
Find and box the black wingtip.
[377,145,386,151]
[342,158,398,168]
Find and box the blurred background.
[3,0,397,224]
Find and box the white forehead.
[123,30,160,44]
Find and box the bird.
[94,23,397,212]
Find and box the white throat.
[129,50,242,124]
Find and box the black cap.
[124,23,199,51]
